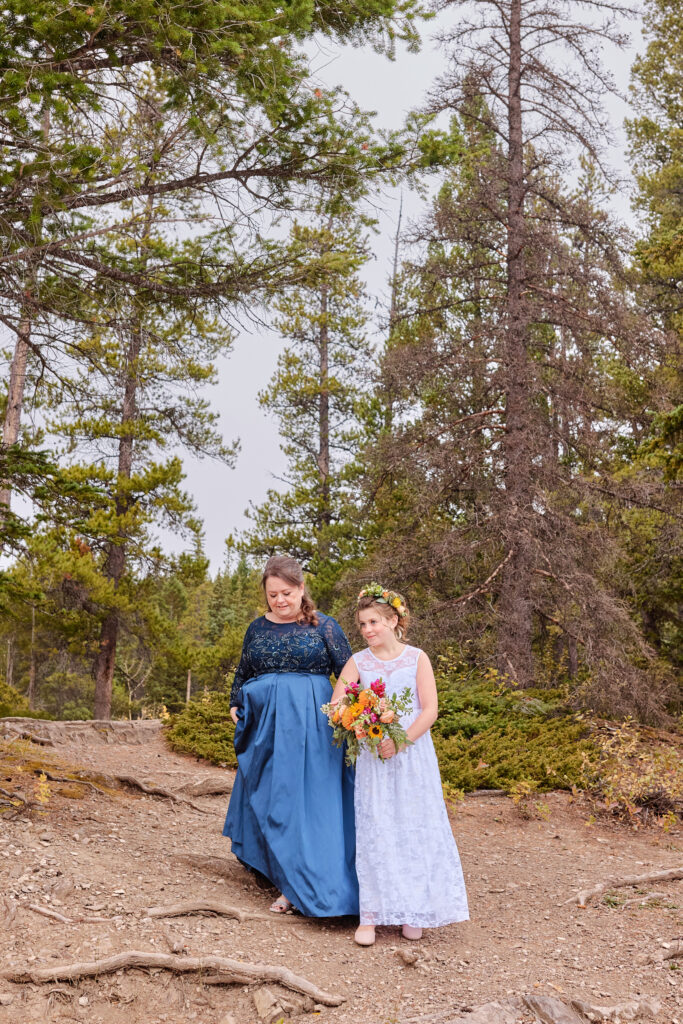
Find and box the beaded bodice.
[229,614,352,707]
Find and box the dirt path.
[0,727,681,1024]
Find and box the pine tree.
[241,210,375,609]
[359,12,674,714]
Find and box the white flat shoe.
[402,924,422,940]
[354,924,376,946]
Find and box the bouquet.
[321,677,413,766]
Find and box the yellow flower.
[392,597,401,609]
[368,724,383,739]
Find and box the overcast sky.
[165,10,644,572]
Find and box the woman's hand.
[230,707,239,725]
[379,736,397,759]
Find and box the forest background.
[0,0,680,774]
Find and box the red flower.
[370,679,386,697]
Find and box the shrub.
[0,680,50,720]
[165,690,236,767]
[432,668,593,792]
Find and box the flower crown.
[357,582,407,617]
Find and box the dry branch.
[0,950,345,1005]
[144,900,273,923]
[568,866,683,907]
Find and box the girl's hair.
[261,555,318,627]
[355,594,410,641]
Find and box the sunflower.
[368,724,383,739]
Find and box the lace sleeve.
[319,615,353,679]
[229,623,255,708]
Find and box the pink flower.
[380,710,395,724]
[371,679,386,697]
[370,713,378,723]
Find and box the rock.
[397,948,419,966]
[252,986,283,1023]
[78,995,89,1006]
[0,994,14,1006]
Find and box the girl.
[333,584,469,945]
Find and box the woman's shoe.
[402,924,422,940]
[269,895,292,914]
[354,924,376,946]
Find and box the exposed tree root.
[638,938,683,965]
[113,774,211,812]
[0,950,345,1006]
[27,903,112,925]
[37,771,109,796]
[144,900,274,923]
[0,729,55,746]
[402,992,662,1022]
[177,777,233,797]
[620,891,668,909]
[1,898,17,926]
[568,866,683,907]
[173,853,252,883]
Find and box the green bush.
[432,670,593,791]
[165,691,237,767]
[0,680,50,720]
[164,672,594,791]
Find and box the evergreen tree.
[359,27,674,716]
[241,211,375,608]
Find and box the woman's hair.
[355,593,410,641]
[261,555,318,627]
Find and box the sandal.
[269,895,292,914]
[354,924,376,946]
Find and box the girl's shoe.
[269,895,292,914]
[402,924,422,940]
[354,924,376,946]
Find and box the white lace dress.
[354,645,470,929]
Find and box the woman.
[223,555,358,916]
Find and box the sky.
[179,7,644,572]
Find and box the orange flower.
[354,726,367,739]
[341,707,355,730]
[380,710,395,724]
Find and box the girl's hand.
[379,736,397,759]
[230,707,239,725]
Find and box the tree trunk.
[496,0,535,686]
[0,313,31,509]
[92,326,141,719]
[186,668,192,704]
[28,605,36,708]
[317,281,331,559]
[6,637,14,689]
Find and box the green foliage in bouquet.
[165,691,236,768]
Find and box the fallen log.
[567,865,683,907]
[0,950,344,1006]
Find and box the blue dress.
[222,614,358,917]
